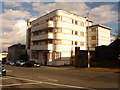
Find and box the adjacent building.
[7,43,27,62]
[88,24,112,50]
[0,51,8,61]
[26,9,111,66]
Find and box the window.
[45,41,48,44]
[55,52,61,59]
[48,40,53,44]
[91,44,96,47]
[54,40,61,44]
[92,36,96,40]
[56,16,62,21]
[91,28,96,32]
[72,20,74,23]
[80,42,84,46]
[49,18,53,21]
[80,22,84,26]
[75,31,78,35]
[72,30,74,34]
[54,28,62,32]
[57,28,62,32]
[75,20,78,25]
[54,29,58,32]
[48,29,53,32]
[75,41,77,45]
[33,41,38,45]
[80,32,84,36]
[45,30,48,34]
[31,51,38,59]
[72,41,74,45]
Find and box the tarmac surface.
[0,65,119,90]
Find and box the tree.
[115,29,120,39]
[111,29,120,39]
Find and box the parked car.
[15,60,26,67]
[9,61,15,66]
[0,66,6,76]
[6,60,10,65]
[23,61,40,67]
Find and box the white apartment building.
[26,9,111,66]
[88,24,112,50]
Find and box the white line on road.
[38,76,58,82]
[3,76,96,90]
[5,76,42,84]
[2,76,14,80]
[6,70,12,72]
[1,82,40,87]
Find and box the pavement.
[1,64,119,89]
[41,65,120,73]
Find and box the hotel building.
[26,9,111,66]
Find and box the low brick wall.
[90,59,119,68]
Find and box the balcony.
[31,21,54,32]
[89,32,97,36]
[30,44,53,51]
[31,33,54,41]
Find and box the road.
[1,65,119,89]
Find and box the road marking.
[38,76,58,82]
[1,82,40,87]
[6,70,12,72]
[2,76,14,80]
[3,76,96,90]
[5,76,42,84]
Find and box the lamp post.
[87,12,90,68]
[79,4,93,68]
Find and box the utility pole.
[87,12,90,68]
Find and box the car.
[15,60,26,67]
[9,61,15,66]
[6,60,10,65]
[0,66,6,76]
[23,61,40,67]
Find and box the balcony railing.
[31,21,54,32]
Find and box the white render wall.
[98,27,110,46]
[31,33,54,41]
[27,9,111,66]
[88,26,111,50]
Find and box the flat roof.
[88,24,112,30]
[31,9,93,23]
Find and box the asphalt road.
[1,65,119,90]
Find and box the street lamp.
[78,5,92,68]
[86,12,90,68]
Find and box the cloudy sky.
[1,1,119,50]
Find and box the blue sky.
[1,1,119,50]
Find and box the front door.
[44,52,48,66]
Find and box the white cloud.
[32,2,118,24]
[32,2,89,17]
[2,9,31,20]
[1,2,118,50]
[2,20,27,50]
[1,9,31,50]
[4,2,22,7]
[90,4,118,24]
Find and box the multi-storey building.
[7,43,26,62]
[88,24,112,50]
[26,9,111,66]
